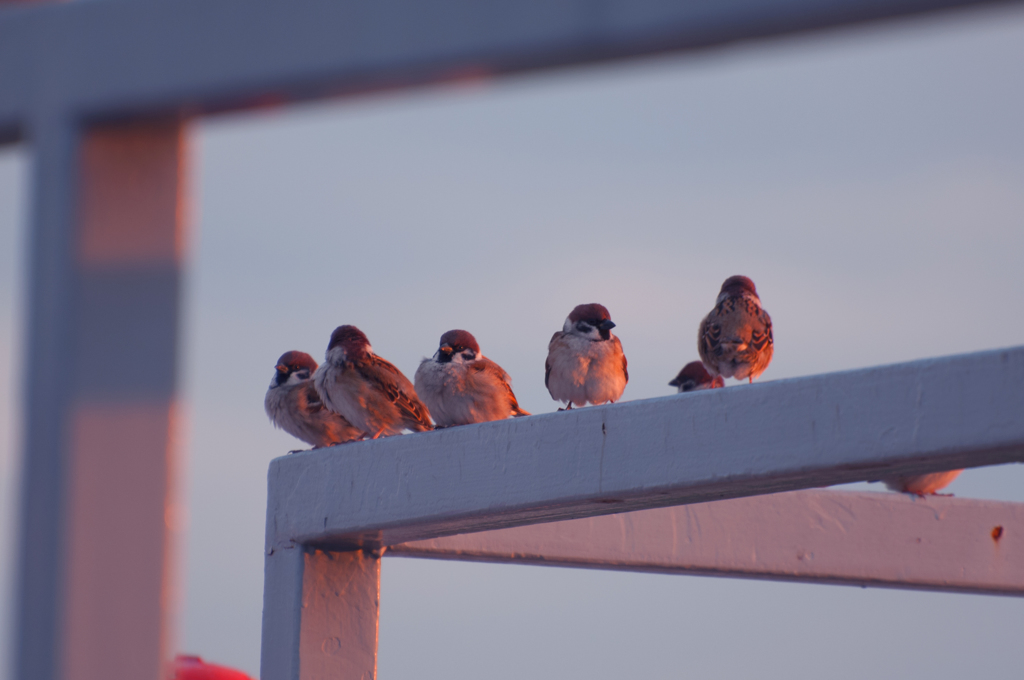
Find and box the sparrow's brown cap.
[719,275,758,299]
[439,329,480,353]
[568,303,612,325]
[275,350,317,373]
[328,325,371,353]
[669,361,714,388]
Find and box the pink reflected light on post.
[59,121,190,680]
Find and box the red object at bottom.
[171,654,256,680]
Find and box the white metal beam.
[389,490,1024,596]
[266,346,1024,550]
[1,0,1020,129]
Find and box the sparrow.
[414,329,530,427]
[882,470,963,496]
[546,303,628,408]
[264,351,362,449]
[669,361,725,393]
[698,275,774,383]
[313,325,433,438]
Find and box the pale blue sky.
[2,4,1024,678]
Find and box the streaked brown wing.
[475,358,530,417]
[613,336,628,383]
[545,331,562,390]
[749,306,773,352]
[357,355,433,428]
[698,312,721,364]
[302,381,325,414]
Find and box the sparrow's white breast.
[415,357,514,426]
[314,362,372,434]
[547,332,626,406]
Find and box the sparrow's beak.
[275,364,288,373]
[598,320,616,331]
[440,344,453,354]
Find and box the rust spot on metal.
[992,526,1004,542]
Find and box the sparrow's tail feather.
[511,405,531,417]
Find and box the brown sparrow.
[669,361,725,393]
[313,325,433,438]
[414,329,530,427]
[264,351,362,449]
[546,303,628,408]
[882,470,962,496]
[698,275,774,383]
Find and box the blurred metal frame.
[1,1,1022,680]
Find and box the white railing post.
[16,120,188,680]
[261,546,381,680]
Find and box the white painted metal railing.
[261,347,1024,677]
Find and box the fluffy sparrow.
[314,325,433,438]
[415,329,530,427]
[882,470,962,496]
[546,303,628,408]
[264,351,362,449]
[669,361,725,393]
[698,275,774,383]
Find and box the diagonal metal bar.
[2,0,1021,129]
[265,346,1024,551]
[389,490,1024,596]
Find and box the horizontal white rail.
[265,347,1024,550]
[389,490,1024,596]
[1,0,1017,130]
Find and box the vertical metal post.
[17,111,79,680]
[261,547,381,680]
[16,119,189,680]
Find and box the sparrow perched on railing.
[882,470,962,496]
[264,351,362,449]
[669,361,725,393]
[545,303,628,408]
[414,329,530,427]
[314,325,433,438]
[698,275,773,383]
